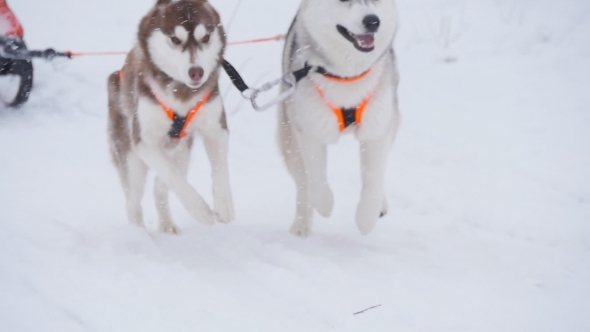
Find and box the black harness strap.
[292,63,314,82]
[341,107,358,129]
[222,59,314,94]
[222,60,250,93]
[168,114,187,139]
[222,59,367,95]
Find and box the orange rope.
[67,51,127,57]
[227,34,284,46]
[68,34,284,57]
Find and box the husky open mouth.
[337,25,375,52]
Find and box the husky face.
[299,0,397,55]
[141,0,226,89]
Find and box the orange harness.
[312,68,374,132]
[153,90,212,139]
[118,70,211,139]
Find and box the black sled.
[0,38,33,108]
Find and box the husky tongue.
[355,34,375,49]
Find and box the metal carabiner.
[249,75,297,112]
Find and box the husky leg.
[124,152,148,227]
[278,110,313,237]
[297,134,334,218]
[378,107,400,220]
[137,142,215,226]
[107,72,148,228]
[356,130,393,235]
[153,139,194,234]
[203,128,235,224]
[154,176,178,234]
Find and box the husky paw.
[181,190,216,226]
[310,184,334,218]
[129,221,145,229]
[355,197,382,235]
[186,204,215,226]
[290,219,312,238]
[199,209,217,226]
[127,206,145,228]
[214,195,235,224]
[129,220,146,229]
[159,222,180,235]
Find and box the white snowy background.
[0,0,589,331]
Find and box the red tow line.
[67,34,284,58]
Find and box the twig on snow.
[353,304,382,315]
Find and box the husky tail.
[107,71,130,175]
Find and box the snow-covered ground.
[1,0,589,331]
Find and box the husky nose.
[188,66,204,82]
[363,15,380,33]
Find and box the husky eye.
[170,36,182,45]
[201,34,210,43]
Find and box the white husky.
[107,0,234,233]
[278,0,400,237]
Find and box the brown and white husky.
[107,0,234,233]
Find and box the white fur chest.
[354,70,396,141]
[136,96,174,145]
